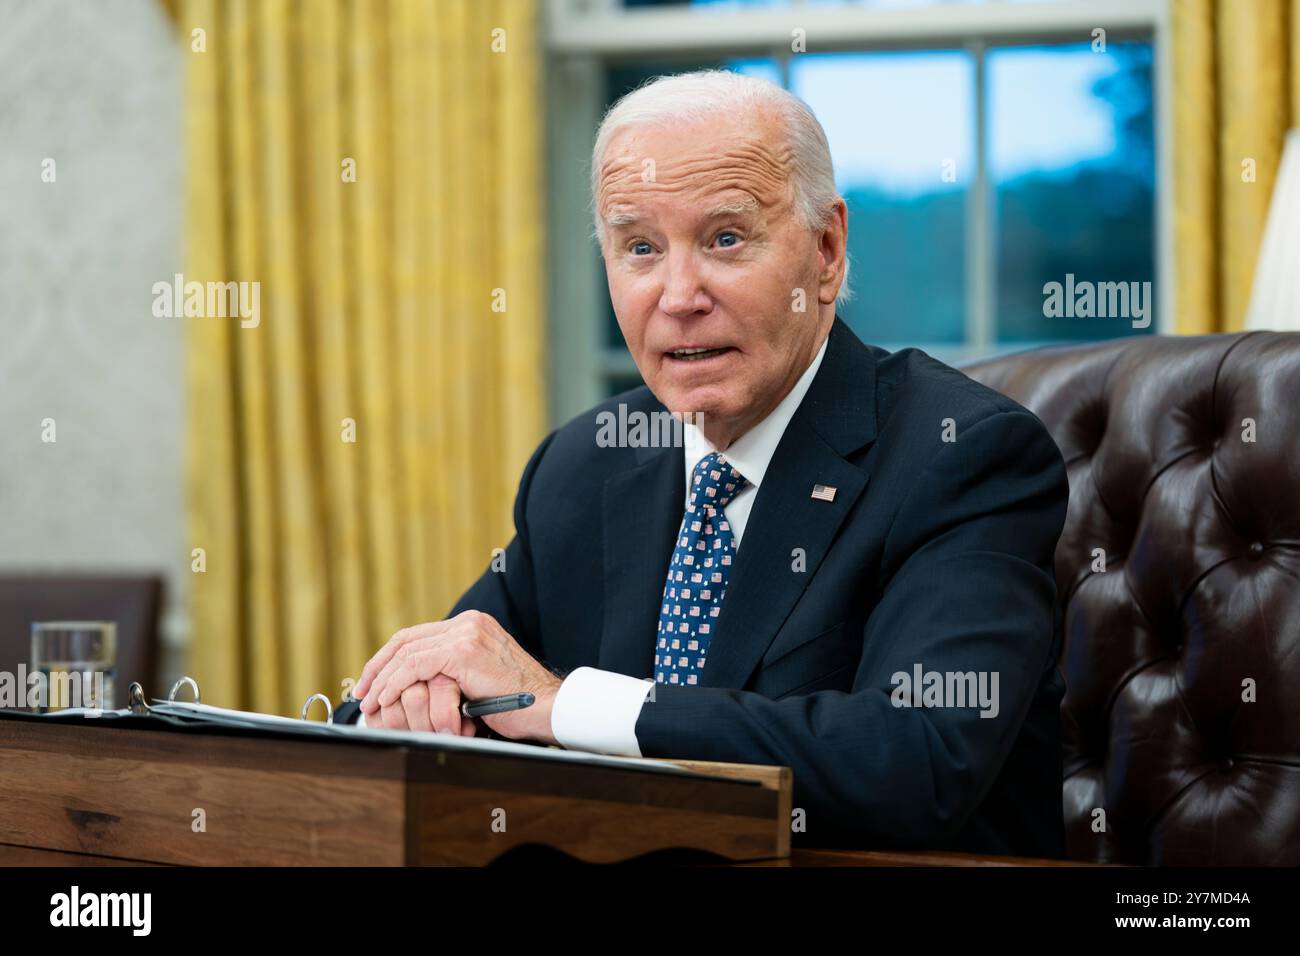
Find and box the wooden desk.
[0,717,790,865]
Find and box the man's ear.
[816,199,848,305]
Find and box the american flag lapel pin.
[811,484,837,502]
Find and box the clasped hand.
[354,610,561,745]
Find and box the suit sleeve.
[633,410,1068,844]
[447,430,557,660]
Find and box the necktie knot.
[689,452,748,514]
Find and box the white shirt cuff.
[550,666,652,757]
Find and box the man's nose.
[658,249,712,318]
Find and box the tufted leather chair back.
[964,332,1300,865]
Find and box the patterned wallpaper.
[0,0,187,676]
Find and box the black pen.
[461,692,535,718]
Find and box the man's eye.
[715,231,741,248]
[630,240,653,256]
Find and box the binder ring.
[169,676,201,703]
[301,693,333,722]
[127,682,150,715]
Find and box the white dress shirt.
[550,334,830,757]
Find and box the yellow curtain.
[1173,0,1300,333]
[181,0,547,714]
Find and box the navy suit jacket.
[453,318,1070,857]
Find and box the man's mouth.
[666,346,735,362]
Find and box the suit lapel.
[700,424,867,689]
[599,441,683,678]
[701,318,880,690]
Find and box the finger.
[361,610,498,707]
[356,631,421,703]
[427,675,462,735]
[362,636,438,714]
[400,683,433,733]
[380,701,409,731]
[363,627,463,713]
[375,644,457,709]
[358,624,443,702]
[460,716,477,737]
[356,619,456,700]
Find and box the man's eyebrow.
[605,210,639,228]
[705,197,760,218]
[603,197,759,230]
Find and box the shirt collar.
[683,334,830,492]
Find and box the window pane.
[990,42,1156,343]
[791,51,972,346]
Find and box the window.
[791,50,972,347]
[547,0,1167,415]
[990,42,1155,343]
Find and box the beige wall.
[0,0,187,687]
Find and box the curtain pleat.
[1174,0,1299,333]
[185,0,243,705]
[183,0,547,714]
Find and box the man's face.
[596,109,843,446]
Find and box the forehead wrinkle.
[603,192,762,232]
[598,137,795,219]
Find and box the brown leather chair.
[964,331,1300,865]
[0,575,163,709]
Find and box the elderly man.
[353,70,1069,856]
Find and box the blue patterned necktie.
[655,452,749,686]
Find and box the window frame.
[543,0,1173,422]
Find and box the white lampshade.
[1246,129,1300,331]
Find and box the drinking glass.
[29,621,116,712]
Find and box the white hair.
[590,68,853,305]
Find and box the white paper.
[143,699,707,778]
